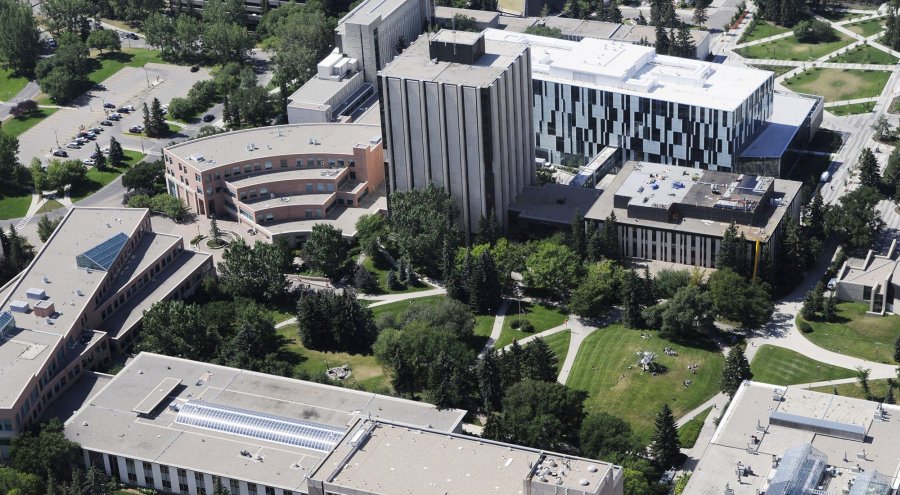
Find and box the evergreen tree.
[857,147,881,190]
[648,404,681,472]
[37,214,62,243]
[805,189,827,239]
[779,0,806,27]
[222,93,233,127]
[600,212,619,260]
[108,137,124,166]
[823,293,837,322]
[571,209,587,259]
[476,210,501,246]
[693,0,708,27]
[443,239,465,301]
[478,350,502,412]
[721,346,753,397]
[607,0,623,23]
[210,215,222,243]
[650,0,661,25]
[586,221,601,262]
[655,23,671,54]
[142,101,151,134]
[386,269,400,290]
[149,97,167,137]
[893,334,900,363]
[675,22,695,58]
[885,383,895,405]
[523,337,558,382]
[477,249,502,313]
[856,366,872,400]
[622,269,645,329]
[716,223,741,272]
[498,341,524,389]
[661,0,676,26]
[801,288,819,320]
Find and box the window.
[328,160,336,168]
[264,161,272,170]
[2,419,11,431]
[863,286,872,300]
[160,465,171,491]
[126,459,137,483]
[232,166,240,175]
[349,160,355,168]
[316,183,325,192]
[306,183,314,193]
[178,468,189,494]
[229,479,240,494]
[195,174,201,182]
[265,487,276,495]
[195,472,207,495]
[338,160,344,167]
[260,188,268,196]
[247,483,258,495]
[317,159,324,167]
[327,183,334,192]
[296,159,303,167]
[245,165,252,173]
[142,461,153,486]
[280,159,287,168]
[307,159,315,167]
[214,172,221,180]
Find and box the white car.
[82,158,96,165]
[827,278,838,290]
[100,146,110,154]
[123,104,135,112]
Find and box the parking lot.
[17,63,212,165]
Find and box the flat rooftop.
[338,0,412,26]
[288,76,359,111]
[165,124,381,171]
[483,28,771,111]
[313,420,621,495]
[740,92,819,159]
[257,191,387,238]
[379,31,528,87]
[684,382,900,495]
[434,6,499,24]
[509,184,604,225]
[65,353,467,492]
[586,162,800,242]
[227,168,347,189]
[0,207,148,408]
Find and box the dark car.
[107,113,121,121]
[117,107,130,113]
[128,125,144,133]
[100,120,113,126]
[103,102,115,109]
[190,66,200,73]
[202,114,215,122]
[52,149,68,157]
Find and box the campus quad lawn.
[35,199,64,214]
[783,68,891,102]
[0,68,28,101]
[829,102,876,116]
[277,324,391,392]
[0,191,31,220]
[749,345,856,385]
[846,18,886,37]
[740,20,790,43]
[70,151,144,202]
[799,302,900,364]
[829,44,898,64]
[811,379,893,401]
[361,251,429,294]
[544,330,571,372]
[369,294,446,322]
[735,32,853,61]
[88,48,165,85]
[495,300,568,349]
[2,107,60,138]
[678,406,712,449]
[567,325,725,442]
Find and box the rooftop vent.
[26,288,47,300]
[579,479,589,486]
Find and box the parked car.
[82,159,95,166]
[202,114,215,122]
[89,126,103,133]
[123,104,135,112]
[66,142,80,149]
[103,102,116,109]
[75,137,88,145]
[128,125,144,133]
[90,151,100,159]
[100,120,113,126]
[52,149,68,157]
[125,33,139,40]
[820,171,831,183]
[100,146,110,154]
[190,66,200,73]
[77,131,88,138]
[108,113,121,121]
[117,107,130,113]
[827,278,838,290]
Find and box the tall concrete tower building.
[378,30,535,233]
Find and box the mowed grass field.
[829,44,898,64]
[543,330,571,372]
[799,302,900,364]
[828,102,876,116]
[811,379,893,400]
[566,325,724,442]
[736,32,853,61]
[784,68,891,102]
[277,323,391,392]
[496,300,568,348]
[740,20,791,43]
[750,345,855,385]
[846,18,885,37]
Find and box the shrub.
[798,319,813,333]
[126,193,153,209]
[509,318,522,329]
[519,320,535,333]
[794,20,837,43]
[10,99,37,117]
[167,97,197,120]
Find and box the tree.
[716,223,744,273]
[201,0,255,64]
[805,188,827,239]
[476,211,501,246]
[137,300,217,359]
[482,380,586,451]
[827,186,885,252]
[523,239,583,300]
[468,249,503,313]
[37,215,62,243]
[580,413,641,463]
[643,285,714,339]
[45,160,87,196]
[0,466,43,495]
[86,29,121,54]
[856,366,872,399]
[301,224,348,280]
[647,404,681,472]
[147,97,167,137]
[607,0,623,23]
[35,33,89,104]
[389,184,459,276]
[884,146,900,201]
[569,260,624,320]
[793,19,837,42]
[673,22,696,58]
[857,148,881,190]
[721,346,753,397]
[823,292,838,322]
[40,0,92,37]
[708,268,774,328]
[654,23,670,55]
[0,124,22,185]
[478,350,502,412]
[622,269,649,329]
[296,289,378,353]
[355,213,388,257]
[30,157,47,194]
[872,115,894,142]
[692,0,708,27]
[269,3,335,91]
[522,337,558,382]
[779,0,806,27]
[654,268,691,299]
[571,209,586,258]
[121,159,163,193]
[599,213,620,260]
[0,0,41,77]
[148,194,189,221]
[218,239,289,301]
[9,419,80,483]
[378,297,475,340]
[91,143,105,171]
[894,335,900,363]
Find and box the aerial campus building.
[833,239,900,316]
[162,123,386,245]
[0,208,212,460]
[379,30,535,233]
[683,381,900,494]
[64,352,625,495]
[585,161,802,269]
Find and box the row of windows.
[119,456,293,495]
[210,158,355,182]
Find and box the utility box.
[33,300,55,318]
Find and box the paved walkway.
[480,300,509,357]
[824,96,881,107]
[556,317,599,384]
[732,31,794,49]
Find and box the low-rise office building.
[684,381,900,494]
[834,239,899,315]
[163,124,386,245]
[0,208,212,459]
[66,352,624,495]
[585,161,802,270]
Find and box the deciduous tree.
[218,239,289,301]
[482,380,586,451]
[301,224,348,279]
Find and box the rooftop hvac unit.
[26,288,47,300]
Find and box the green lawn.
[829,44,898,64]
[749,64,795,77]
[0,192,31,220]
[811,379,894,401]
[544,330,571,372]
[750,345,856,385]
[736,32,853,61]
[71,151,144,202]
[678,406,712,449]
[35,199,64,214]
[495,300,568,348]
[783,68,891,102]
[890,95,900,114]
[361,252,429,294]
[0,68,29,101]
[370,294,447,322]
[816,9,868,22]
[846,18,885,37]
[799,302,900,364]
[124,122,183,138]
[740,20,790,43]
[567,325,725,442]
[277,324,390,392]
[88,48,165,85]
[829,102,877,116]
[2,107,59,138]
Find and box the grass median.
[750,345,855,385]
[784,68,890,102]
[736,32,853,61]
